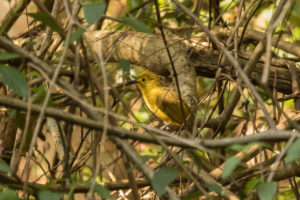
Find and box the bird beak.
[126,80,137,86]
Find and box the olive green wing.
[156,89,190,126]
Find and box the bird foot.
[161,123,171,131]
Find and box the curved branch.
[84,30,297,95]
[0,95,299,149]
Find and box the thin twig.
[172,0,276,129]
[1,94,300,149]
[262,0,292,85]
[154,0,187,122]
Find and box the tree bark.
[86,30,296,95]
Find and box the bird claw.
[161,123,171,131]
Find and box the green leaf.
[0,161,13,174]
[183,190,202,200]
[119,59,130,75]
[205,183,222,195]
[152,167,178,197]
[190,151,202,171]
[31,85,47,104]
[285,138,300,164]
[257,182,277,200]
[0,65,28,99]
[85,181,111,199]
[83,2,106,26]
[221,157,240,179]
[228,142,267,151]
[27,12,63,35]
[94,184,111,199]
[0,53,20,60]
[245,177,260,194]
[0,189,20,200]
[38,190,63,200]
[121,17,151,33]
[130,0,143,8]
[228,144,248,151]
[69,28,86,44]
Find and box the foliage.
[0,65,28,99]
[257,182,277,200]
[0,0,299,199]
[152,167,178,197]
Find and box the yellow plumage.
[133,70,193,132]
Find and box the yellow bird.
[128,70,194,132]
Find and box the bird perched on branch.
[128,70,194,133]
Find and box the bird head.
[127,70,161,90]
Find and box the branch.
[0,0,31,34]
[0,35,179,198]
[191,48,294,94]
[0,95,299,149]
[84,30,296,95]
[1,163,299,194]
[86,30,197,108]
[0,30,297,95]
[111,137,179,199]
[0,172,151,193]
[215,28,300,58]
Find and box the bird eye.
[141,78,146,82]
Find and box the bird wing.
[155,89,190,126]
